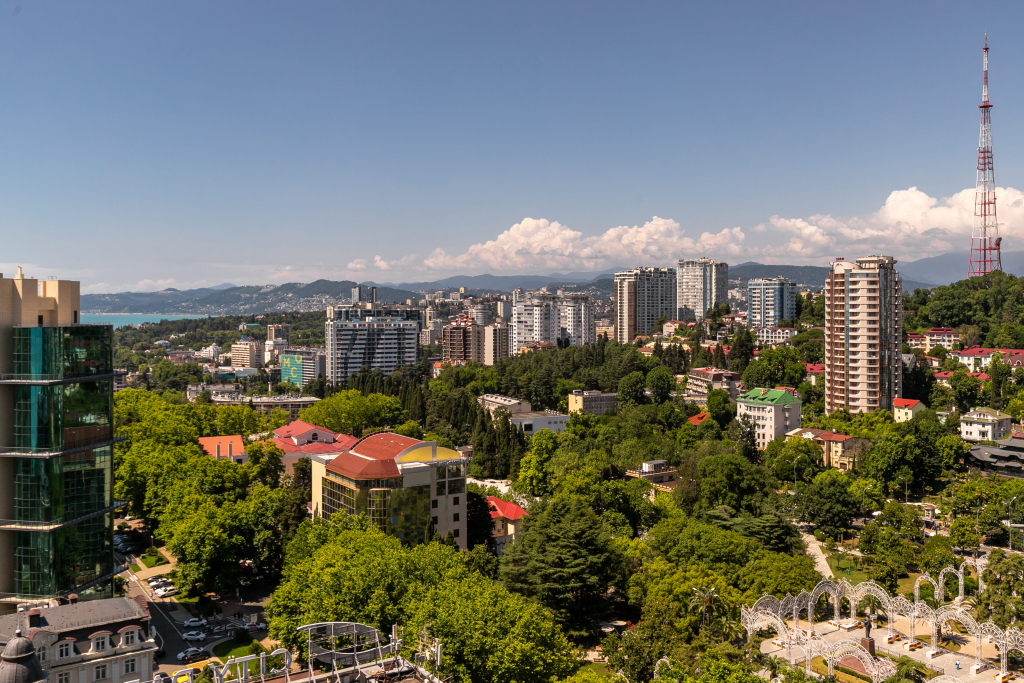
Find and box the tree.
[466,491,494,550]
[706,389,735,429]
[298,389,408,436]
[766,437,821,485]
[618,371,647,406]
[949,516,981,554]
[936,434,970,470]
[728,328,755,375]
[796,471,858,540]
[246,441,286,488]
[949,370,982,413]
[513,429,559,496]
[861,433,920,493]
[646,366,675,404]
[500,497,614,636]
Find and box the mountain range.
[81,250,1017,315]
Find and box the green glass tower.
[0,272,118,612]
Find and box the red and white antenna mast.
[968,32,1001,277]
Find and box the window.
[123,631,136,646]
[59,642,71,659]
[58,673,70,683]
[38,646,46,662]
[453,528,460,538]
[453,497,459,506]
[432,516,438,525]
[431,499,438,509]
[453,513,460,522]
[94,638,106,652]
[124,659,137,675]
[95,664,107,681]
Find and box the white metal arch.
[817,639,896,683]
[852,580,895,639]
[933,606,982,669]
[808,580,843,636]
[742,607,797,664]
[937,565,965,603]
[915,573,940,604]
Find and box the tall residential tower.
[614,268,676,343]
[676,258,728,321]
[747,277,797,328]
[824,256,903,414]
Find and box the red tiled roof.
[198,435,246,458]
[818,432,856,442]
[350,432,425,460]
[325,452,401,479]
[934,371,989,381]
[804,363,825,373]
[271,435,359,455]
[488,496,526,521]
[274,420,330,439]
[893,398,921,409]
[688,413,712,426]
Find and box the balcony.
[0,432,127,458]
[0,501,127,531]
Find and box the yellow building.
[892,398,925,423]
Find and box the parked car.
[181,632,206,642]
[245,623,267,632]
[155,587,179,598]
[176,648,204,662]
[147,577,170,586]
[182,618,208,628]
[153,673,170,683]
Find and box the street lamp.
[897,476,909,504]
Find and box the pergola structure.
[741,560,1024,678]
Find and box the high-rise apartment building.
[470,305,491,326]
[614,268,676,344]
[230,340,264,368]
[351,285,377,304]
[325,319,418,382]
[0,268,118,610]
[483,323,510,366]
[511,292,595,353]
[824,256,903,414]
[327,304,424,332]
[279,348,327,389]
[676,258,728,321]
[496,301,512,320]
[442,322,483,364]
[267,324,291,345]
[747,278,797,328]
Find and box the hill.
[731,262,934,292]
[899,250,1024,286]
[82,279,420,315]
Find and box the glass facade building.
[2,325,116,603]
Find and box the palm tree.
[763,655,787,679]
[893,655,927,683]
[711,613,743,643]
[689,587,720,631]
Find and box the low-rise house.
[924,327,957,352]
[198,435,247,464]
[961,407,1012,442]
[892,398,926,423]
[509,410,569,435]
[210,394,320,421]
[934,371,989,388]
[686,367,741,402]
[625,459,677,494]
[662,321,688,336]
[0,596,158,683]
[688,413,712,427]
[488,496,527,555]
[478,394,532,416]
[187,383,242,401]
[969,424,1024,474]
[736,387,802,450]
[568,390,618,416]
[905,332,926,350]
[270,420,359,473]
[818,432,870,470]
[803,363,825,385]
[949,347,1024,371]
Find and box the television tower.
[968,32,1001,277]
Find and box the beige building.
[676,258,728,321]
[483,323,510,366]
[568,390,618,416]
[685,367,741,402]
[961,407,1012,442]
[211,394,320,421]
[614,267,676,344]
[267,323,292,345]
[824,256,903,414]
[0,596,159,683]
[477,394,531,416]
[892,398,925,423]
[231,340,264,368]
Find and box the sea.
[81,314,205,329]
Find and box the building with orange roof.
[892,398,925,423]
[198,435,247,464]
[268,420,360,474]
[488,496,527,555]
[687,413,712,427]
[310,432,471,548]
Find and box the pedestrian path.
[801,532,834,579]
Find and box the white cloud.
[346,259,367,272]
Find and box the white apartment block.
[752,327,798,346]
[824,255,903,414]
[747,277,797,327]
[325,318,419,382]
[511,292,595,353]
[230,340,264,368]
[614,267,676,344]
[484,323,510,365]
[676,258,728,321]
[736,387,802,450]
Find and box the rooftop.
[738,388,801,405]
[893,398,921,409]
[0,598,149,643]
[487,496,527,521]
[197,435,246,457]
[688,413,712,426]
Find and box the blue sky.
[2,1,1023,291]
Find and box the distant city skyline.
[2,2,1022,291]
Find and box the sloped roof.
[818,432,858,442]
[271,436,359,455]
[0,598,149,643]
[893,398,921,409]
[273,421,329,439]
[738,388,801,405]
[198,435,246,457]
[325,452,401,479]
[688,413,712,426]
[804,363,825,373]
[487,496,526,521]
[350,433,425,461]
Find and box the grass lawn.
[130,564,141,573]
[577,662,613,679]
[825,555,872,584]
[140,554,169,569]
[212,638,267,660]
